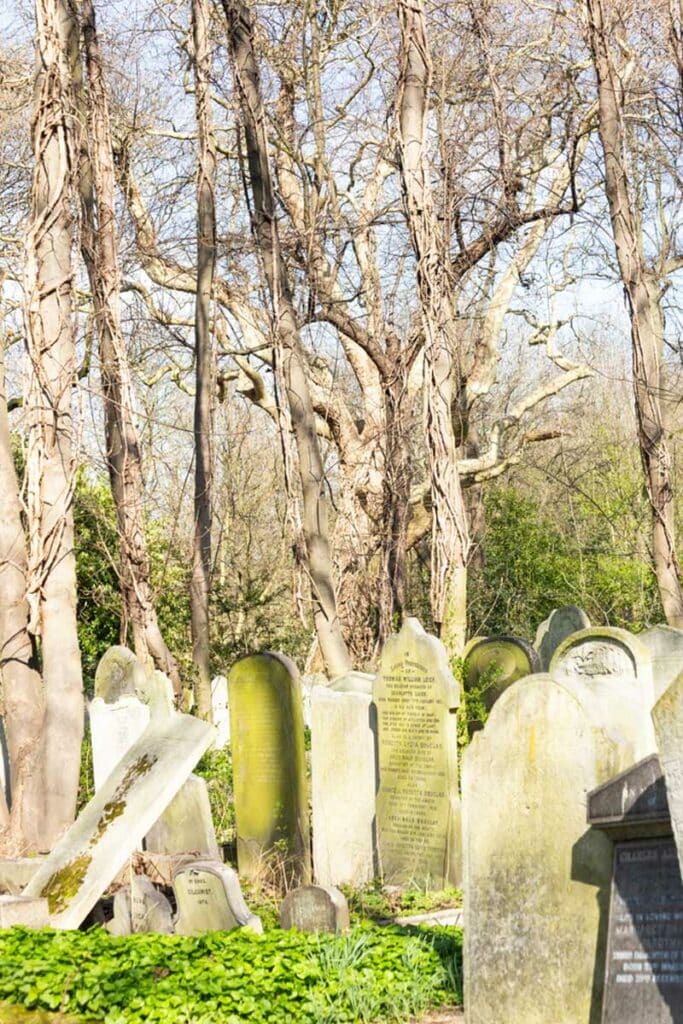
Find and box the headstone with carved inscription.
[550,627,653,706]
[172,860,262,935]
[228,652,310,885]
[374,618,460,889]
[130,874,174,934]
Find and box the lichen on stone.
[40,854,91,915]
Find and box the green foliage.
[193,747,235,846]
[342,883,461,924]
[0,925,462,1024]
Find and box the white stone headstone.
[639,624,683,702]
[89,696,150,791]
[173,860,262,935]
[210,676,230,749]
[23,712,216,929]
[94,646,144,703]
[131,874,174,934]
[0,895,49,929]
[145,773,220,860]
[311,677,376,887]
[550,626,653,707]
[106,886,132,936]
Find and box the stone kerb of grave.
[228,651,310,885]
[640,625,683,703]
[280,884,350,934]
[172,860,262,935]
[534,605,591,671]
[374,618,461,890]
[462,671,656,1024]
[23,711,216,929]
[588,755,683,1023]
[462,635,540,722]
[550,626,654,707]
[311,675,376,888]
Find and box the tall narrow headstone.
[534,606,591,670]
[640,625,683,702]
[228,652,310,885]
[463,672,654,1024]
[210,676,230,749]
[374,618,460,889]
[462,635,540,719]
[89,696,150,791]
[311,674,376,887]
[145,773,220,860]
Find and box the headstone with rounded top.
[280,884,350,934]
[172,859,262,935]
[228,652,310,885]
[145,772,220,860]
[639,624,683,703]
[94,646,143,704]
[374,618,461,889]
[106,886,132,936]
[534,606,591,670]
[130,874,174,934]
[550,627,653,707]
[462,635,540,721]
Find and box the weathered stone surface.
[106,886,132,936]
[90,695,150,791]
[463,672,654,1024]
[534,606,591,670]
[462,635,540,715]
[94,646,142,703]
[131,874,174,934]
[652,671,683,877]
[0,718,9,811]
[0,895,49,929]
[374,618,460,889]
[23,712,215,929]
[550,627,653,706]
[0,857,47,895]
[210,676,230,749]
[311,683,376,887]
[280,884,349,933]
[587,754,670,839]
[145,773,220,859]
[640,625,683,702]
[329,671,374,695]
[173,860,262,935]
[228,652,310,884]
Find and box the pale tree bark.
[585,0,683,627]
[190,0,217,718]
[80,0,182,693]
[220,0,352,679]
[396,0,470,657]
[24,0,84,847]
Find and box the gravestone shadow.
[571,828,612,1024]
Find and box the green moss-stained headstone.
[228,652,310,885]
[374,618,460,890]
[462,635,540,723]
[463,672,656,1024]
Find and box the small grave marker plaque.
[280,884,349,934]
[173,860,262,935]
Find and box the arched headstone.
[94,646,142,703]
[173,860,262,935]
[550,627,653,706]
[463,635,540,719]
[534,606,591,670]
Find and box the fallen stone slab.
[0,896,49,929]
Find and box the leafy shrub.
[0,925,461,1024]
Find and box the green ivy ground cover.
[0,925,462,1024]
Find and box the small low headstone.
[23,710,215,929]
[106,887,132,936]
[374,618,461,889]
[90,695,150,791]
[534,606,591,670]
[640,625,683,702]
[0,895,49,929]
[280,884,349,934]
[228,652,310,885]
[131,874,174,934]
[173,860,262,935]
[588,755,683,1023]
[0,857,47,895]
[94,646,143,703]
[311,676,376,887]
[210,676,230,749]
[462,635,540,718]
[145,773,220,860]
[652,670,683,877]
[550,627,653,706]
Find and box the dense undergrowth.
[0,924,462,1024]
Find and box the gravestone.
[550,627,653,707]
[640,625,683,703]
[89,695,150,791]
[588,755,683,1023]
[228,652,310,885]
[280,884,349,934]
[0,896,49,929]
[311,676,376,887]
[462,635,540,719]
[374,618,460,889]
[652,671,683,877]
[463,672,655,1024]
[210,676,230,749]
[107,886,132,936]
[94,646,143,703]
[534,606,591,670]
[23,711,215,929]
[0,857,46,895]
[131,874,174,934]
[173,860,262,935]
[329,670,374,695]
[145,773,220,860]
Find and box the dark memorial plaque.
[603,839,683,1023]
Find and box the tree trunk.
[80,0,182,693]
[190,0,216,718]
[24,0,84,848]
[395,0,470,657]
[585,0,683,627]
[221,0,352,679]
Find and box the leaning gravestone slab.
[228,652,310,885]
[173,860,262,935]
[640,625,683,703]
[210,676,230,749]
[550,627,653,705]
[280,884,349,934]
[23,712,215,929]
[94,646,143,703]
[534,606,591,671]
[90,695,150,791]
[463,672,655,1024]
[131,874,174,934]
[311,677,376,887]
[374,618,460,889]
[462,635,540,718]
[145,773,220,860]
